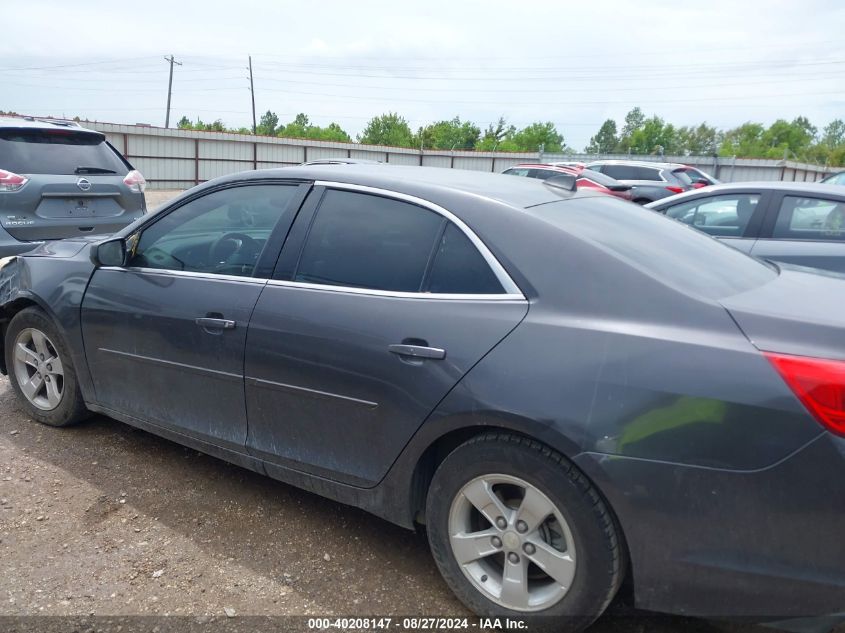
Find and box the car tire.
[5,307,88,427]
[426,432,624,632]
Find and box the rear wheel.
[5,307,88,427]
[426,433,624,632]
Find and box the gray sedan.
[647,181,845,273]
[1,166,844,631]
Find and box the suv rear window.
[0,128,128,176]
[601,165,662,181]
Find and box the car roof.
[507,163,579,174]
[218,163,593,210]
[646,181,845,206]
[0,116,103,137]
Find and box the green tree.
[585,119,619,154]
[618,107,646,150]
[719,122,767,158]
[358,112,414,147]
[176,116,192,130]
[676,123,719,155]
[476,117,518,151]
[256,110,279,136]
[762,117,817,158]
[276,114,351,142]
[510,122,565,152]
[415,116,480,150]
[821,119,845,147]
[627,116,678,155]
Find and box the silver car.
[647,181,845,273]
[0,116,147,256]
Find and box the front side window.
[128,184,298,277]
[295,190,443,292]
[773,196,845,241]
[665,194,761,237]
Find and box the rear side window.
[504,168,531,177]
[295,190,443,292]
[601,165,662,181]
[0,128,128,175]
[773,196,845,241]
[426,223,505,294]
[665,194,760,237]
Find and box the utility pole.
[248,55,257,134]
[163,55,182,128]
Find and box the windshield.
[532,196,777,299]
[0,128,128,175]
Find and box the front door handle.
[195,317,236,330]
[388,344,446,360]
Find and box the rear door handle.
[388,344,446,360]
[195,317,236,330]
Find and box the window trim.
[275,180,525,300]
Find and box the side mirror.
[91,237,126,267]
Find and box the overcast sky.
[3,0,844,150]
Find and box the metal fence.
[83,121,834,190]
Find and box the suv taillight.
[123,170,147,193]
[665,185,685,194]
[0,169,28,192]
[765,352,845,437]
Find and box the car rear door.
[243,184,528,487]
[81,181,307,450]
[751,190,845,273]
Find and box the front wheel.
[426,433,624,632]
[5,307,88,427]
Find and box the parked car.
[646,182,845,273]
[2,165,844,632]
[820,170,845,186]
[586,160,719,203]
[0,116,147,256]
[502,163,633,201]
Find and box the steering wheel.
[208,232,260,268]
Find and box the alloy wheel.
[448,473,577,612]
[13,327,65,411]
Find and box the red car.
[502,163,634,201]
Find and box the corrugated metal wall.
[86,121,833,190]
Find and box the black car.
[1,166,844,631]
[646,182,845,273]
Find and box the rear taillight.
[665,185,685,194]
[123,170,147,193]
[765,352,845,436]
[0,169,28,192]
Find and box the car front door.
[243,185,528,487]
[751,191,845,273]
[81,182,306,450]
[659,191,768,254]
